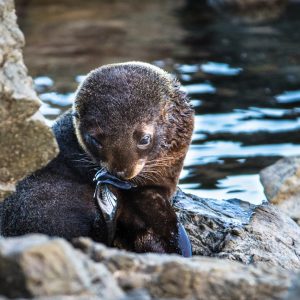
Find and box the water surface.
[16,0,300,203]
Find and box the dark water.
[16,0,300,203]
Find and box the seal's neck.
[52,110,98,183]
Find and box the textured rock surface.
[67,237,297,300]
[0,189,299,299]
[0,234,297,300]
[0,193,299,299]
[0,192,299,298]
[260,156,300,225]
[0,0,58,200]
[174,190,300,270]
[0,234,124,299]
[287,271,300,300]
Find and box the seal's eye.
[86,134,101,148]
[138,134,152,149]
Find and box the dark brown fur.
[1,62,194,254]
[74,62,194,253]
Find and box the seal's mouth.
[94,168,136,189]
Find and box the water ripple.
[275,90,300,104]
[201,62,243,76]
[40,92,75,106]
[183,83,216,94]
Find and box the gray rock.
[260,156,300,225]
[1,189,298,298]
[286,272,300,300]
[0,234,124,299]
[75,237,295,300]
[173,190,300,270]
[0,0,58,200]
[0,204,299,300]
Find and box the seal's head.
[73,62,194,182]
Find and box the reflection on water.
[276,90,300,103]
[18,0,300,203]
[178,61,243,76]
[180,174,264,205]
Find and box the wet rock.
[260,156,300,225]
[0,234,124,299]
[286,271,300,300]
[0,0,58,200]
[75,237,294,300]
[1,188,300,300]
[208,0,288,23]
[173,190,300,270]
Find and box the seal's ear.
[72,111,80,119]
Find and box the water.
[17,0,300,203]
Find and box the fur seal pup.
[1,62,194,256]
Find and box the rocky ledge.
[174,190,300,270]
[260,156,300,225]
[0,0,58,201]
[1,190,300,299]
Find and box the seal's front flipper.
[177,223,192,257]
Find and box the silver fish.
[93,169,135,245]
[94,182,118,245]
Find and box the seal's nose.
[113,159,145,180]
[125,159,146,179]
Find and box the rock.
[0,233,286,299]
[260,156,300,225]
[2,190,294,299]
[74,237,295,300]
[285,272,300,300]
[0,0,58,201]
[286,272,300,300]
[208,0,288,23]
[0,234,124,299]
[173,190,300,270]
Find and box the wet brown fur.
[1,62,194,254]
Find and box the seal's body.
[1,62,194,255]
[1,112,106,242]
